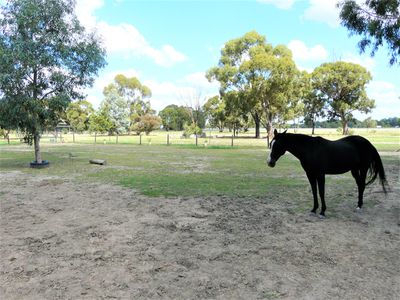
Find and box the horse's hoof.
[319,214,326,220]
[309,211,317,217]
[356,207,363,213]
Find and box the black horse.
[267,129,388,217]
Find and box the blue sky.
[76,0,400,120]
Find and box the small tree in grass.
[0,0,106,165]
[66,100,94,142]
[88,111,112,143]
[132,114,161,135]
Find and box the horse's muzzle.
[267,160,276,168]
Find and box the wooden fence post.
[231,135,234,147]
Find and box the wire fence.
[1,131,271,148]
[2,128,399,149]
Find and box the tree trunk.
[266,120,273,147]
[311,120,315,135]
[34,133,42,164]
[254,112,260,138]
[342,120,349,135]
[73,131,75,143]
[341,113,349,135]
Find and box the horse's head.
[267,129,287,168]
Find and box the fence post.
[139,134,142,145]
[196,134,198,146]
[231,135,234,147]
[167,134,170,146]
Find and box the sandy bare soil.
[1,162,399,299]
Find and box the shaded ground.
[0,160,399,299]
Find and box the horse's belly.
[322,159,357,174]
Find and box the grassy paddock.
[1,127,399,151]
[1,142,398,214]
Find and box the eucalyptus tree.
[203,95,226,132]
[158,104,191,131]
[207,31,300,138]
[245,44,301,139]
[312,61,374,135]
[0,0,106,164]
[206,31,265,138]
[100,84,130,135]
[301,71,326,135]
[88,109,113,143]
[108,74,153,130]
[66,100,94,141]
[338,0,400,65]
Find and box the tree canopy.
[101,74,154,134]
[0,0,106,163]
[207,31,301,138]
[338,0,400,65]
[158,104,191,131]
[311,61,375,135]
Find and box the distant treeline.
[300,117,400,129]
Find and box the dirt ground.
[1,161,399,299]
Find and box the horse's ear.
[274,129,278,136]
[283,129,287,134]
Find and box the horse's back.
[310,135,373,174]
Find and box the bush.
[182,123,202,138]
[132,114,161,135]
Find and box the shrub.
[182,123,202,138]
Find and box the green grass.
[1,142,398,215]
[3,142,396,198]
[2,127,399,149]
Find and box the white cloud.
[75,0,104,29]
[365,81,400,119]
[257,0,297,9]
[75,0,187,67]
[342,53,376,73]
[288,40,328,61]
[84,70,219,112]
[302,0,341,28]
[146,73,219,111]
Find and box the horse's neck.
[284,134,311,161]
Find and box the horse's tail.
[366,146,388,194]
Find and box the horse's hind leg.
[351,168,367,210]
[317,174,326,217]
[306,172,318,214]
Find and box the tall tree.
[158,104,191,131]
[101,84,130,134]
[338,0,400,65]
[312,61,375,135]
[206,31,265,138]
[105,74,153,130]
[203,95,227,132]
[207,31,300,139]
[301,71,326,135]
[0,0,106,164]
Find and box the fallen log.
[89,159,107,165]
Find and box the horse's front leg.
[306,172,318,214]
[317,174,326,218]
